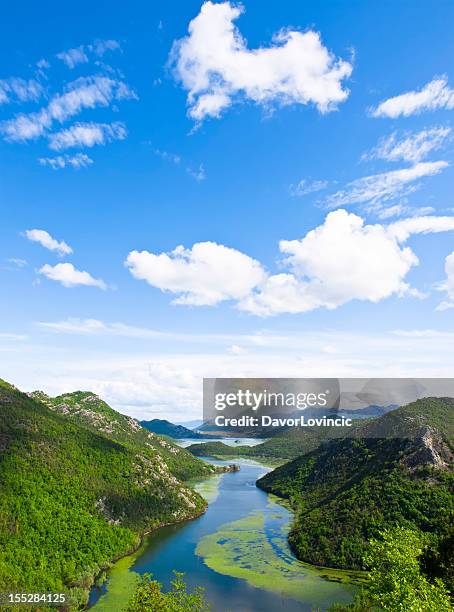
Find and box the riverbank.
[80,502,209,609]
[89,458,360,611]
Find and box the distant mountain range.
[140,418,205,439]
[175,419,204,430]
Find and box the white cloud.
[186,163,206,182]
[0,78,44,105]
[153,148,181,164]
[38,153,93,170]
[125,210,454,317]
[289,178,328,197]
[0,332,27,341]
[7,258,27,268]
[1,76,136,142]
[387,215,454,242]
[240,210,420,315]
[25,229,73,255]
[56,40,121,68]
[48,121,127,150]
[92,39,121,56]
[39,263,106,289]
[324,161,448,213]
[436,251,454,311]
[56,46,89,69]
[125,241,266,306]
[171,1,353,121]
[371,76,454,118]
[7,327,454,419]
[364,127,451,164]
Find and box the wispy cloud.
[1,76,136,142]
[152,146,206,181]
[7,258,28,268]
[153,148,181,164]
[323,161,448,213]
[56,46,89,69]
[39,263,107,289]
[38,153,93,170]
[25,229,73,255]
[289,178,328,197]
[0,78,44,105]
[186,163,206,182]
[371,76,454,118]
[48,121,126,150]
[171,1,352,122]
[363,127,451,164]
[56,39,121,69]
[0,332,28,341]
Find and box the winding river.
[88,458,358,611]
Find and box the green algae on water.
[90,543,145,612]
[196,498,360,608]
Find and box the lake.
[88,458,358,611]
[176,437,267,448]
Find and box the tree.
[360,527,451,611]
[126,572,210,612]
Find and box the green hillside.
[31,389,213,481]
[257,398,454,572]
[188,424,349,461]
[0,380,215,606]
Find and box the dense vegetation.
[188,424,349,461]
[0,380,215,606]
[332,527,452,611]
[32,390,214,481]
[257,398,454,575]
[126,572,209,611]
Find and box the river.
[88,458,358,611]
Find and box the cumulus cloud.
[324,161,448,214]
[48,121,127,150]
[125,241,266,305]
[436,251,454,311]
[371,76,454,118]
[171,1,353,121]
[25,229,73,255]
[0,78,44,105]
[364,127,451,164]
[241,210,454,316]
[289,178,328,197]
[1,76,136,142]
[39,263,106,289]
[38,153,93,169]
[125,210,454,316]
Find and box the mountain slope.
[140,418,204,439]
[257,398,454,570]
[30,390,213,481]
[0,381,214,605]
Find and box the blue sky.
[1,1,454,419]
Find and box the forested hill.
[30,389,213,481]
[0,380,215,607]
[140,418,203,439]
[257,397,454,572]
